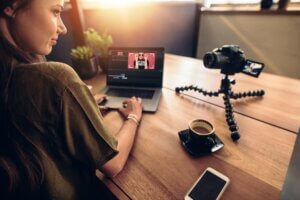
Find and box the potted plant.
[84,28,113,73]
[70,46,99,79]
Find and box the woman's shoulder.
[15,61,83,87]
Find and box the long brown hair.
[0,0,45,197]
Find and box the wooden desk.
[85,54,299,200]
[163,54,300,133]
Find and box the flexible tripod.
[175,75,265,141]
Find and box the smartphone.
[242,59,264,78]
[184,167,230,200]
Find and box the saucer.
[178,129,224,156]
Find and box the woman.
[0,0,143,199]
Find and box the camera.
[203,45,264,77]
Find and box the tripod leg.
[230,90,265,100]
[175,85,220,97]
[223,95,240,141]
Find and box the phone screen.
[188,170,226,200]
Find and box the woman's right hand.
[102,97,143,177]
[118,97,143,122]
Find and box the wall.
[84,2,199,57]
[197,11,300,79]
[47,2,199,65]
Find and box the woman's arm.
[100,97,143,177]
[101,119,138,177]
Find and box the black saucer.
[178,129,224,156]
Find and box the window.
[209,0,279,4]
[75,0,299,8]
[77,0,197,8]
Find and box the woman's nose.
[58,17,67,35]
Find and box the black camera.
[203,45,264,77]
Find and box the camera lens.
[203,52,216,68]
[203,52,228,69]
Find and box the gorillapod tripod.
[175,74,265,141]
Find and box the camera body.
[203,45,264,77]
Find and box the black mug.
[186,119,217,154]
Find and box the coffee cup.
[186,119,216,153]
[178,119,224,156]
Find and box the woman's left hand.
[93,94,107,104]
[94,94,109,115]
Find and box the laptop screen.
[107,47,164,87]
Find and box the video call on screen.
[107,48,164,87]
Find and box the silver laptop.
[100,47,164,112]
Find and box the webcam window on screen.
[107,49,164,87]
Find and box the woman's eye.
[53,10,60,17]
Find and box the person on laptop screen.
[0,0,142,199]
[134,52,149,69]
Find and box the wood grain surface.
[86,54,300,133]
[163,54,300,133]
[84,54,299,199]
[101,89,295,199]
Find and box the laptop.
[100,47,164,112]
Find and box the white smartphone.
[184,167,230,200]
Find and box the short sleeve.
[61,81,118,169]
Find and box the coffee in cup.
[189,119,215,136]
[192,126,211,135]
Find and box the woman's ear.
[3,4,17,18]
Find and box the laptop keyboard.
[106,88,155,99]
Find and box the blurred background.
[47,0,300,79]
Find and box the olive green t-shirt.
[7,62,118,199]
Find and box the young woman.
[0,0,143,199]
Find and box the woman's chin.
[41,47,53,56]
